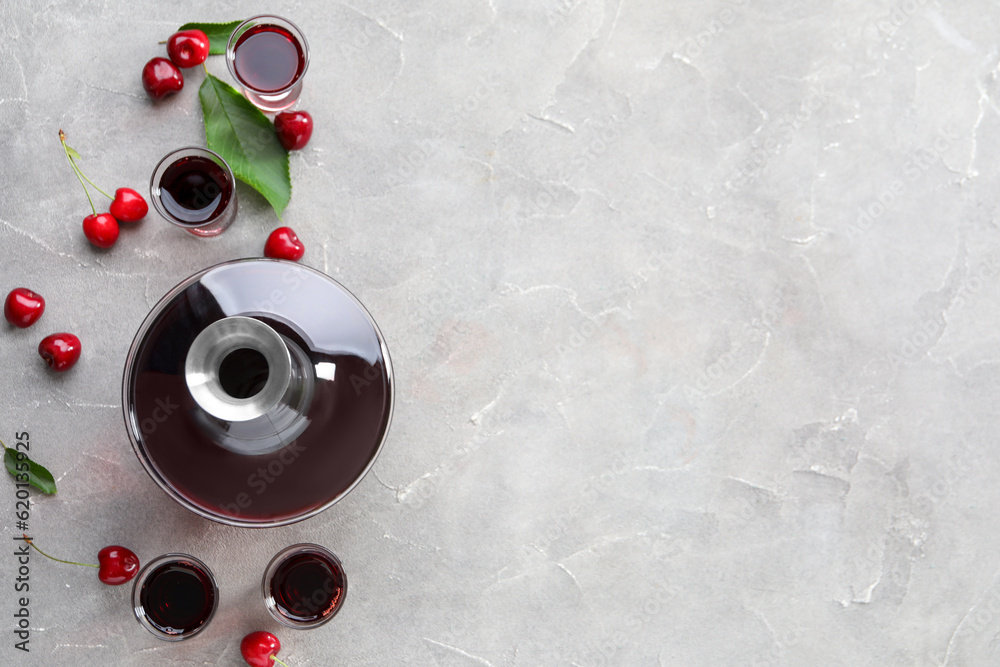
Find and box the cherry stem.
[23,534,98,569]
[58,130,114,207]
[272,657,290,667]
[71,161,113,201]
[60,131,96,215]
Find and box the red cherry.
[38,332,81,372]
[96,546,140,585]
[167,29,210,68]
[24,536,140,586]
[274,111,313,151]
[241,631,283,667]
[4,288,45,328]
[142,57,184,100]
[264,227,305,261]
[109,188,148,223]
[82,213,119,249]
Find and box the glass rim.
[132,553,219,641]
[261,543,347,629]
[149,146,235,229]
[225,15,311,95]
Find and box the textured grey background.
[2,0,1000,665]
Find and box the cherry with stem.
[59,130,147,229]
[59,130,119,248]
[24,534,140,585]
[241,631,292,667]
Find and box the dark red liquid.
[270,551,345,622]
[158,156,232,225]
[233,25,305,92]
[126,262,393,525]
[218,347,269,398]
[139,561,216,636]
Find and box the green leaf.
[199,73,291,218]
[64,144,81,160]
[178,20,243,56]
[4,448,56,495]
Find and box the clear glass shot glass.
[132,554,219,641]
[262,544,347,629]
[150,147,237,237]
[226,16,310,112]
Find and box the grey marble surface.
[2,0,1000,665]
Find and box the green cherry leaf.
[178,20,243,56]
[64,144,82,160]
[4,448,56,495]
[199,73,291,218]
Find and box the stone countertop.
[2,1,1000,665]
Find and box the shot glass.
[226,16,310,112]
[132,554,219,641]
[150,147,237,237]
[262,544,347,629]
